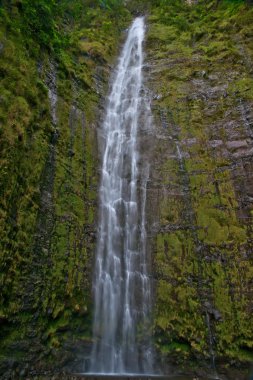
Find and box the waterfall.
[90,17,153,374]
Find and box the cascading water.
[90,17,153,374]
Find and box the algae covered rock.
[0,0,253,378]
[145,0,253,376]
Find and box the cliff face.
[0,0,253,379]
[0,2,131,377]
[145,1,253,377]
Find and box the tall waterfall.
[90,17,153,374]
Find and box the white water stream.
[90,17,153,374]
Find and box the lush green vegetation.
[0,0,128,52]
[146,0,253,374]
[0,0,130,375]
[0,0,253,377]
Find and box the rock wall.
[145,1,253,378]
[0,3,131,377]
[0,1,253,379]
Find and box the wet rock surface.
[0,4,124,378]
[1,2,253,379]
[144,2,253,379]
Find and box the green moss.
[228,77,253,99]
[1,0,253,374]
[147,0,253,370]
[148,24,178,44]
[161,341,191,355]
[0,0,131,371]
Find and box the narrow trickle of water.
[47,62,58,127]
[90,17,153,374]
